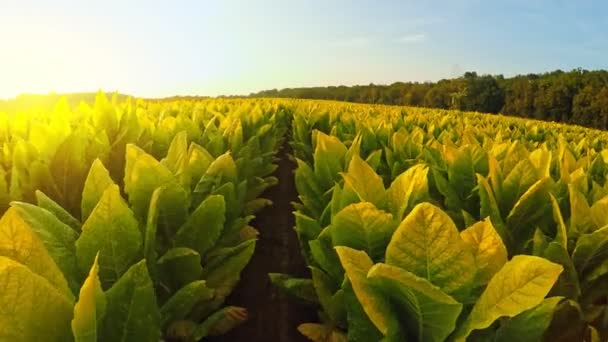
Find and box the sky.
[0,0,607,99]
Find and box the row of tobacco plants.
[3,94,608,341]
[0,93,288,341]
[274,101,608,341]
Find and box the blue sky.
[1,0,607,98]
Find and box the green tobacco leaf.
[549,193,568,248]
[313,131,347,190]
[335,246,398,337]
[36,190,82,231]
[0,208,73,300]
[501,159,540,212]
[476,174,508,244]
[387,164,430,220]
[494,296,563,342]
[431,168,462,213]
[174,195,226,257]
[151,184,189,250]
[100,260,160,342]
[144,186,161,283]
[460,218,508,285]
[50,131,89,216]
[590,195,608,230]
[161,131,189,175]
[310,267,346,326]
[445,145,476,201]
[386,203,475,296]
[568,184,593,236]
[342,277,385,341]
[297,323,347,342]
[160,280,214,329]
[341,155,386,209]
[295,159,324,214]
[0,256,74,342]
[76,185,142,288]
[572,225,608,280]
[455,255,563,340]
[506,177,551,242]
[124,144,178,221]
[330,202,396,261]
[294,212,323,246]
[203,239,256,303]
[72,254,106,342]
[368,263,463,342]
[157,247,203,292]
[542,242,581,299]
[10,201,80,293]
[309,228,344,283]
[184,143,215,189]
[194,152,238,195]
[81,159,114,222]
[269,273,318,305]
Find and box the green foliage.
[288,101,608,340]
[0,96,286,341]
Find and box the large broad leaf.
[385,203,475,296]
[203,239,256,303]
[72,254,106,342]
[368,263,463,342]
[36,190,81,231]
[506,177,551,243]
[194,152,238,196]
[313,131,347,190]
[99,260,160,342]
[386,164,430,220]
[444,145,476,201]
[49,131,90,216]
[494,296,563,342]
[174,195,226,257]
[184,142,215,190]
[342,279,384,341]
[0,256,74,342]
[76,185,142,288]
[501,159,540,213]
[10,202,80,294]
[335,246,399,338]
[341,155,386,209]
[0,208,73,300]
[572,225,608,280]
[568,184,593,236]
[160,280,214,329]
[81,159,114,222]
[460,218,508,285]
[330,202,395,261]
[455,255,563,340]
[124,144,178,221]
[157,247,203,292]
[160,131,189,175]
[590,195,608,230]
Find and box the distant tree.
[248,69,608,130]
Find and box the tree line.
[250,69,608,130]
